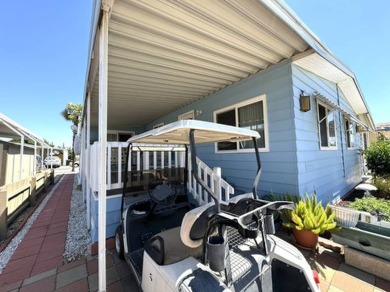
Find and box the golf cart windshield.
[126,120,262,212]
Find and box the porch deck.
[0,172,389,292]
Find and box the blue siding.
[147,60,299,196]
[292,65,361,203]
[90,194,121,243]
[89,60,364,242]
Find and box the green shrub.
[349,197,390,222]
[372,176,390,199]
[364,136,390,177]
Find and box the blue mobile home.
[80,0,375,243]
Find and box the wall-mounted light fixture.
[300,90,311,112]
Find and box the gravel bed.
[0,177,63,273]
[63,180,91,263]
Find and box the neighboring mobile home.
[79,0,375,243]
[0,113,57,186]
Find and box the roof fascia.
[0,113,46,143]
[81,0,102,124]
[260,1,375,128]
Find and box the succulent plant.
[283,195,337,234]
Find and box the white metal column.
[41,144,44,168]
[98,5,109,292]
[33,141,37,174]
[86,92,91,229]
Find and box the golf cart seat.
[145,202,217,265]
[144,194,254,266]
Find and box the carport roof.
[0,113,51,147]
[83,0,374,130]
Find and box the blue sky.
[0,1,92,147]
[1,1,389,147]
[285,0,390,124]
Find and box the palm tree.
[61,103,83,171]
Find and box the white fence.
[87,142,234,204]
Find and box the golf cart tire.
[115,226,124,259]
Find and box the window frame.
[344,118,355,149]
[107,130,135,142]
[178,110,195,120]
[213,95,269,153]
[317,101,337,150]
[153,122,164,129]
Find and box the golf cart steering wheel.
[148,179,177,205]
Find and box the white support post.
[136,152,141,171]
[80,117,85,182]
[98,6,109,292]
[41,144,44,169]
[19,135,24,180]
[33,141,37,174]
[86,92,91,214]
[128,148,132,172]
[144,151,149,170]
[118,146,122,187]
[107,144,111,187]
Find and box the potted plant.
[283,195,337,249]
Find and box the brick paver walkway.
[0,174,74,287]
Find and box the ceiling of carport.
[88,0,309,129]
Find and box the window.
[214,95,268,152]
[317,102,337,149]
[361,133,368,150]
[153,123,164,129]
[345,119,355,148]
[178,110,195,120]
[107,131,135,142]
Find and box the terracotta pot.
[292,229,319,249]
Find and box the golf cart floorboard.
[128,248,144,281]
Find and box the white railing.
[187,154,234,205]
[88,142,234,204]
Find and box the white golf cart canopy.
[127,120,260,145]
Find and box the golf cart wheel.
[115,226,124,259]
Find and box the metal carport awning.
[0,113,53,175]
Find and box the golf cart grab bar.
[190,129,225,212]
[189,130,264,213]
[203,200,295,258]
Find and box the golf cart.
[115,120,319,292]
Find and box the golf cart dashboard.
[122,167,186,197]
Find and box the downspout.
[336,85,346,177]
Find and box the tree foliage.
[364,135,390,177]
[60,103,83,126]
